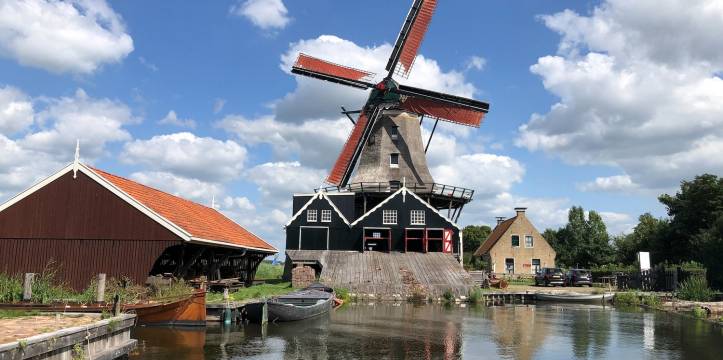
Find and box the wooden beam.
[425,119,439,153]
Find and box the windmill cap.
[514,207,527,212]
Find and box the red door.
[443,229,453,253]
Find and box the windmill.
[291,0,489,215]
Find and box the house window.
[306,210,317,222]
[390,126,399,140]
[383,210,397,225]
[532,259,541,274]
[505,258,515,274]
[525,235,534,248]
[390,153,399,168]
[410,210,425,225]
[321,210,332,222]
[511,235,520,247]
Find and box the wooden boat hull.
[535,292,614,303]
[0,291,207,326]
[245,289,333,324]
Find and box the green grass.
[676,277,715,302]
[207,282,296,303]
[0,310,42,319]
[0,273,23,303]
[692,307,708,319]
[468,288,483,304]
[254,262,284,280]
[614,292,641,306]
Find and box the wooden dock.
[287,250,475,300]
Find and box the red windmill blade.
[291,53,375,89]
[385,0,437,78]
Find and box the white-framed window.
[321,209,332,222]
[382,209,397,225]
[306,210,317,222]
[525,235,534,248]
[389,153,399,168]
[511,235,520,247]
[410,210,425,225]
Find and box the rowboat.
[0,291,207,326]
[535,292,614,303]
[245,288,335,324]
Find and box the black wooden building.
[285,187,461,256]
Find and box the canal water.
[130,303,723,359]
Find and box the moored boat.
[535,292,614,303]
[0,291,207,326]
[245,287,335,324]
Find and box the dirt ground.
[494,284,616,293]
[0,314,98,344]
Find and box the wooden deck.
[286,250,475,299]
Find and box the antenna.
[211,194,216,209]
[73,139,80,179]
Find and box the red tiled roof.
[473,217,516,257]
[90,167,275,252]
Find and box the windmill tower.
[290,0,489,220]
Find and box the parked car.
[534,267,564,286]
[564,269,592,287]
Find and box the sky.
[1,0,722,252]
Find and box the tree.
[462,225,491,253]
[613,213,668,264]
[550,206,614,268]
[658,174,723,263]
[693,211,723,288]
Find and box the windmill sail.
[327,112,372,185]
[292,53,375,89]
[395,84,490,127]
[386,0,437,78]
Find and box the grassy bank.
[254,261,284,280]
[0,310,42,319]
[207,282,296,303]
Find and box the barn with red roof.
[0,162,276,290]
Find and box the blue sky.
[2,0,722,251]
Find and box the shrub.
[0,273,22,303]
[676,277,715,302]
[641,294,662,308]
[468,288,483,304]
[334,287,350,302]
[442,289,455,303]
[614,292,640,306]
[691,306,708,319]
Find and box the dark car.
[565,269,592,287]
[534,267,564,286]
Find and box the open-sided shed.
[0,162,276,290]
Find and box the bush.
[334,287,350,302]
[614,292,640,306]
[468,288,483,304]
[442,289,455,303]
[0,273,22,303]
[676,277,715,302]
[641,294,662,308]
[692,306,708,319]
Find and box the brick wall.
[291,266,316,288]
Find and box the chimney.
[495,217,506,226]
[514,207,527,218]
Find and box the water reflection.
[130,303,723,360]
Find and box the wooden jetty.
[0,313,136,360]
[287,250,475,299]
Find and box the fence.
[616,266,707,291]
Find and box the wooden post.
[23,273,34,301]
[96,273,106,303]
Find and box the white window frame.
[410,210,425,225]
[511,234,520,248]
[525,235,534,248]
[306,209,317,222]
[531,258,541,274]
[382,209,397,225]
[389,153,399,168]
[321,209,332,223]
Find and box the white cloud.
[431,154,525,197]
[222,196,256,212]
[231,0,290,30]
[0,85,33,134]
[129,171,222,204]
[517,0,723,191]
[213,98,226,114]
[23,88,136,161]
[158,110,196,128]
[466,56,487,71]
[0,0,134,74]
[245,161,326,203]
[138,56,158,72]
[122,132,247,182]
[218,115,350,168]
[599,211,635,235]
[578,174,639,193]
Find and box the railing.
[315,181,475,201]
